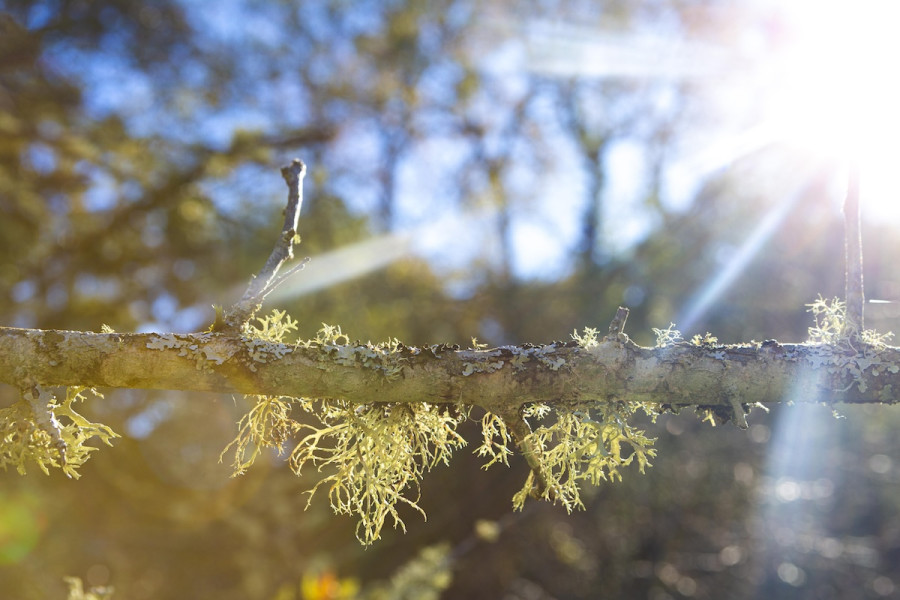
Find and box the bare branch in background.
[844,161,865,336]
[222,159,309,331]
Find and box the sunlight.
[762,0,900,220]
[526,3,900,222]
[266,207,497,302]
[520,4,900,331]
[677,187,799,334]
[756,397,839,594]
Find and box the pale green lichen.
[691,332,719,346]
[220,394,310,475]
[532,345,567,370]
[299,323,408,381]
[146,309,300,372]
[509,352,530,371]
[145,333,183,352]
[64,576,114,600]
[571,326,600,349]
[225,397,470,545]
[145,332,233,370]
[293,401,467,544]
[470,337,489,350]
[222,314,666,544]
[0,387,118,478]
[653,323,683,347]
[226,319,469,544]
[478,402,657,513]
[462,360,504,376]
[239,309,299,370]
[806,295,893,348]
[474,411,514,469]
[462,343,568,377]
[805,296,895,393]
[221,311,310,474]
[225,394,469,545]
[243,337,294,368]
[242,308,299,342]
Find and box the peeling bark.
[1,326,898,410]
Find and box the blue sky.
[29,0,900,335]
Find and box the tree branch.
[222,159,308,331]
[844,161,864,335]
[501,407,554,500]
[1,326,897,410]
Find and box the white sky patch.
[750,0,900,224]
[662,123,779,212]
[860,159,900,224]
[526,24,734,81]
[394,136,474,226]
[510,220,572,280]
[602,140,656,252]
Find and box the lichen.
[571,326,600,349]
[294,401,467,544]
[224,395,468,545]
[804,296,895,393]
[478,402,658,513]
[652,323,683,347]
[0,387,118,478]
[63,576,114,600]
[806,295,893,348]
[243,337,294,368]
[474,411,514,468]
[462,360,504,376]
[461,343,568,377]
[224,319,472,544]
[146,332,232,371]
[298,324,408,381]
[532,345,567,370]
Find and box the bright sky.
[511,0,900,334]
[529,0,900,223]
[263,0,900,314]
[750,0,900,221]
[53,0,900,318]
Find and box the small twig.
[223,159,308,331]
[502,409,555,501]
[269,256,311,290]
[605,306,630,341]
[844,161,864,337]
[726,395,748,430]
[21,382,68,468]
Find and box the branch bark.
[1,326,897,411]
[3,163,895,417]
[844,161,864,334]
[222,159,309,331]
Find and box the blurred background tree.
[2,0,900,598]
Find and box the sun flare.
[764,0,900,219]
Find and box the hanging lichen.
[0,387,118,478]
